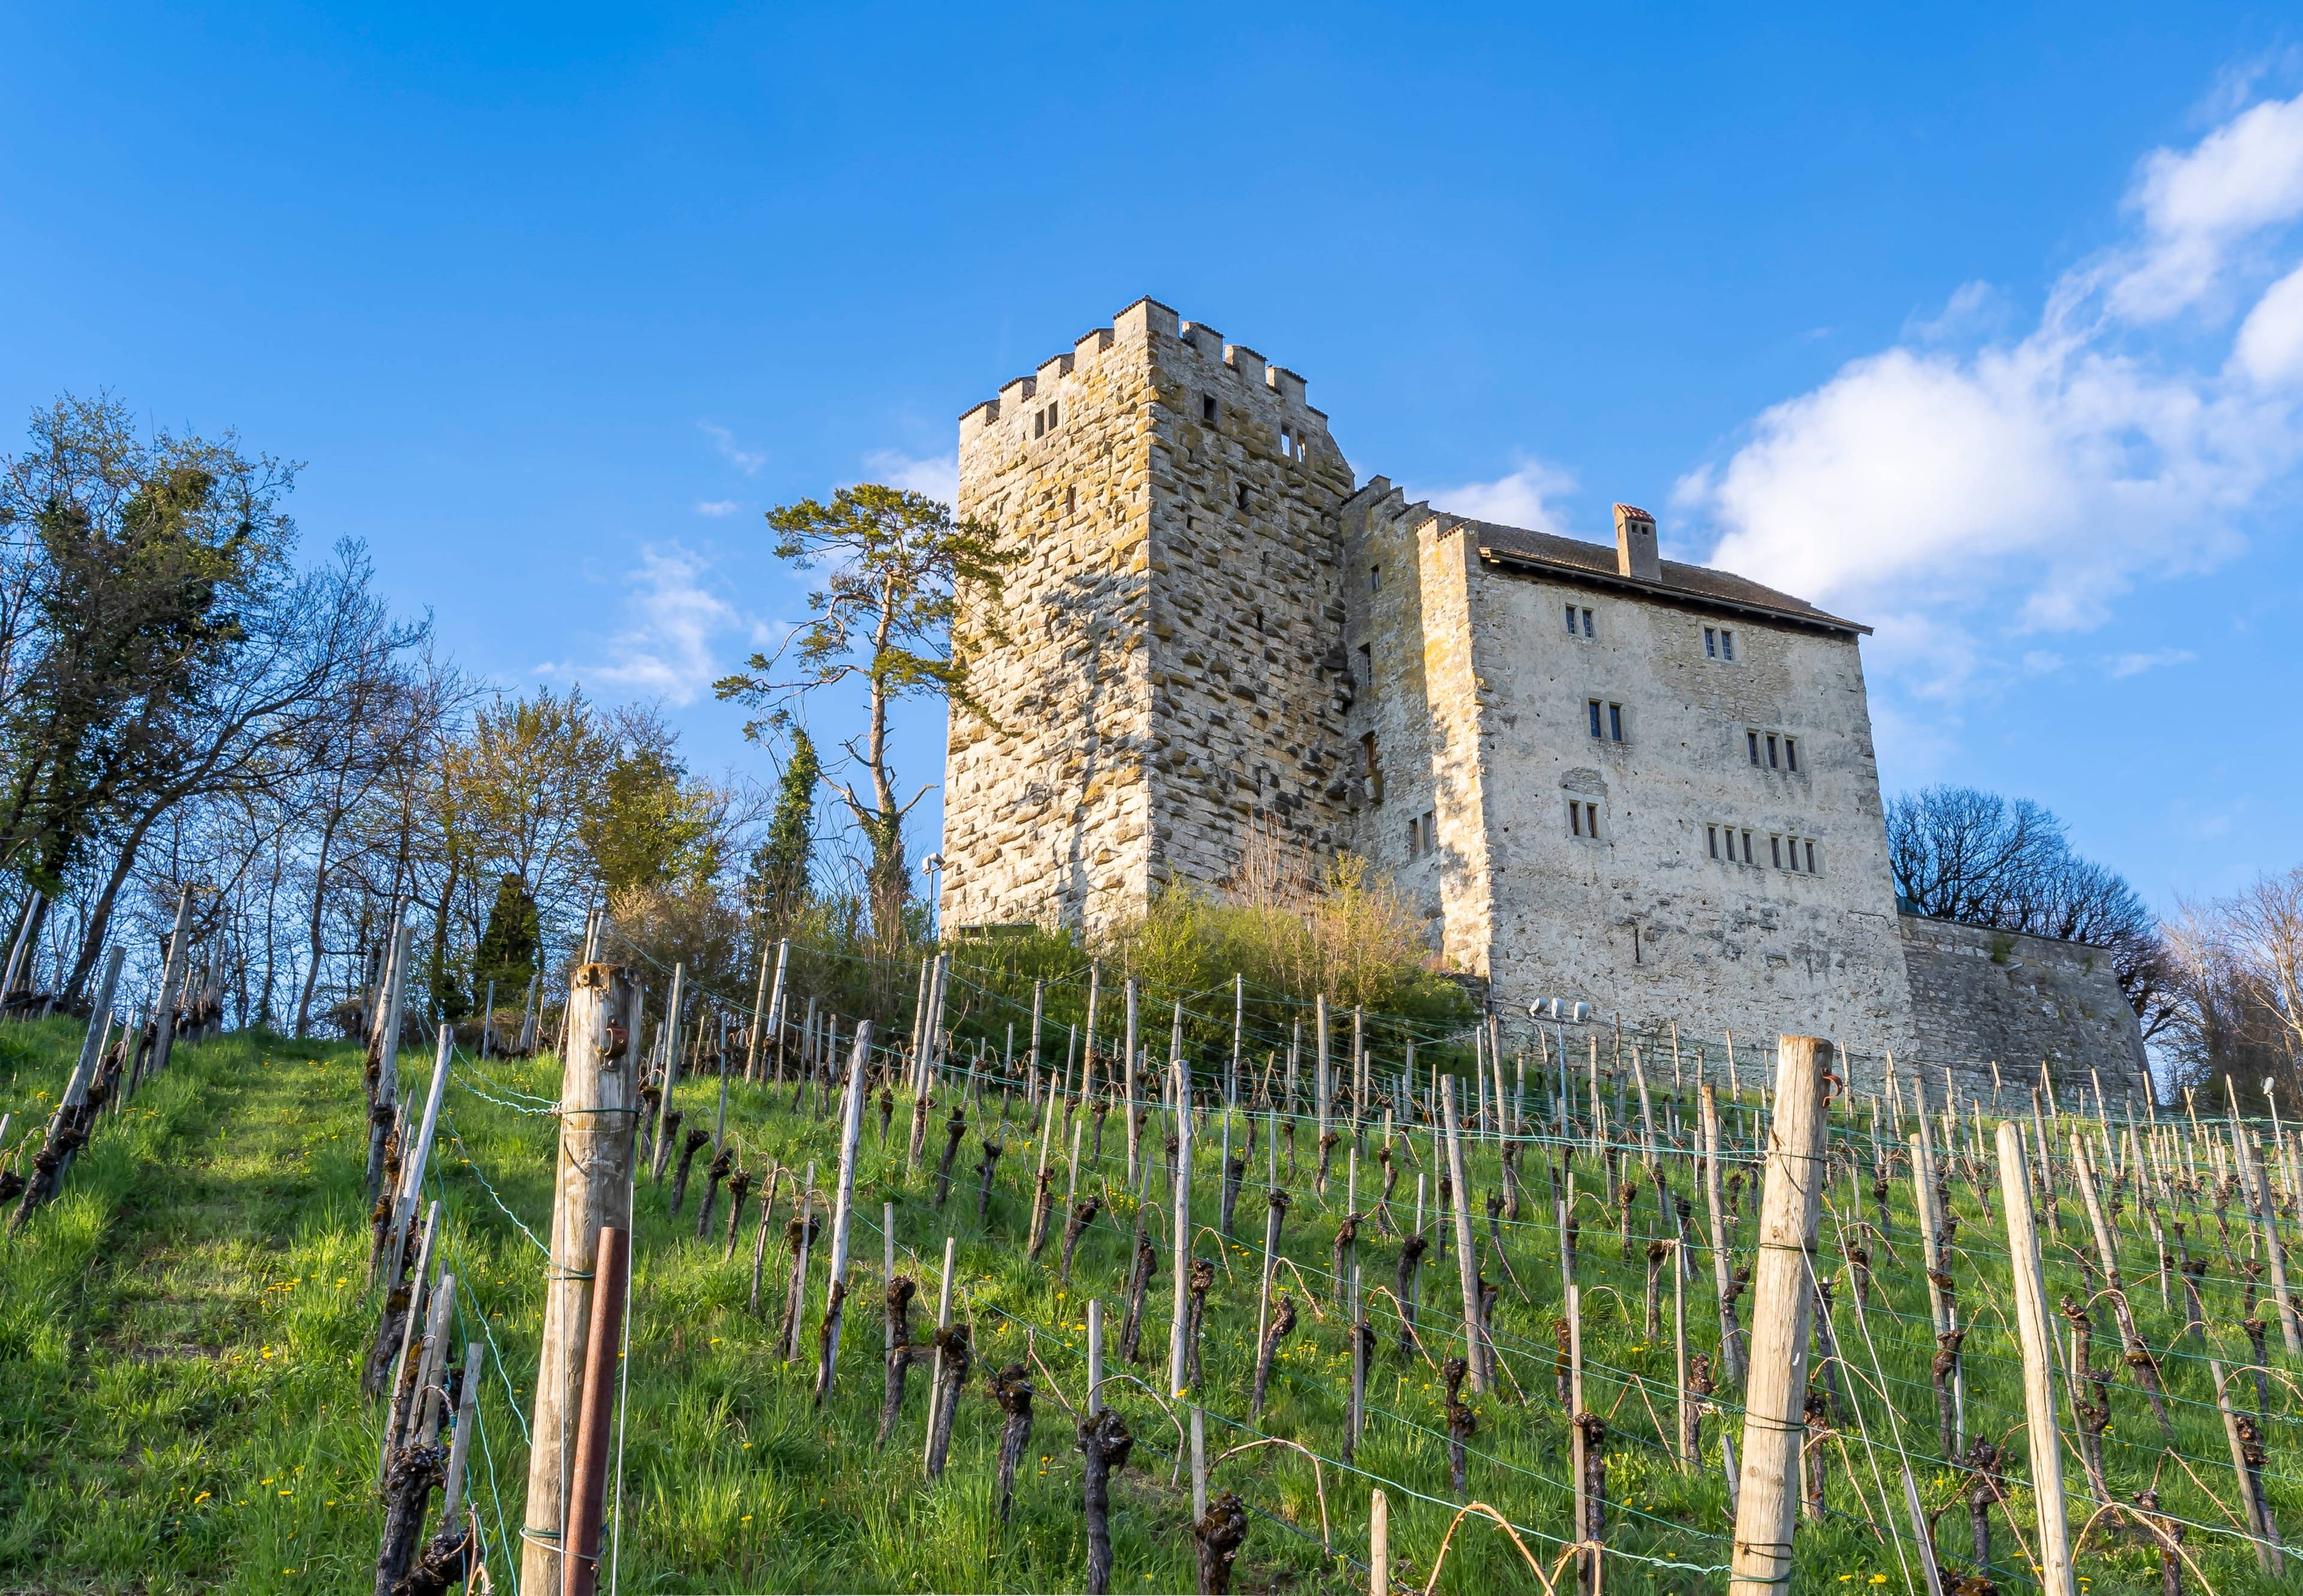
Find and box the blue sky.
[5,5,2301,910]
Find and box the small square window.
[1608,703,1624,742]
[1747,730,1761,765]
[1785,737,1798,774]
[1707,825,1719,859]
[1588,700,1604,739]
[1721,629,1736,661]
[1202,395,1217,423]
[1704,627,1716,658]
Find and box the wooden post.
[1725,1034,1829,1596]
[1701,1086,1744,1382]
[1568,1278,1588,1584]
[648,961,686,1180]
[1672,1237,1691,1465]
[2209,1355,2282,1574]
[1442,1077,1485,1391]
[814,1020,872,1401]
[1369,1487,1388,1596]
[1087,1297,1105,1412]
[1996,1121,2075,1596]
[923,1234,955,1469]
[440,1340,484,1522]
[1123,979,1140,1186]
[563,1225,630,1596]
[1170,1054,1192,1396]
[521,961,642,1596]
[747,939,783,1083]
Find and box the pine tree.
[751,729,819,931]
[474,871,541,999]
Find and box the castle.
[937,297,2148,1091]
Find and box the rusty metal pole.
[564,1225,630,1596]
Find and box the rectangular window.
[1806,839,1818,874]
[1357,644,1373,689]
[1770,834,1783,868]
[1608,703,1624,742]
[1582,608,1594,638]
[1766,734,1779,770]
[1281,425,1294,456]
[1707,824,1719,859]
[1565,602,1577,636]
[1569,798,1583,837]
[1202,394,1217,423]
[1034,410,1045,438]
[1065,486,1077,516]
[1741,829,1754,864]
[1048,400,1059,428]
[1408,817,1420,858]
[1748,730,1761,765]
[1587,802,1601,838]
[1704,626,1717,657]
[1589,700,1604,738]
[1784,737,1798,773]
[1370,564,1381,592]
[1721,629,1736,660]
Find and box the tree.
[1887,785,2172,1036]
[474,871,541,1000]
[716,485,1020,946]
[2160,873,2303,1112]
[749,726,819,933]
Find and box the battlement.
[958,296,1327,449]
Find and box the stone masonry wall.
[1897,913,2151,1101]
[942,305,1162,932]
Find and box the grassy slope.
[0,1021,2292,1595]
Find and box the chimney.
[1613,504,1660,582]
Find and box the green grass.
[0,1020,2292,1594]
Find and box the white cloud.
[858,448,960,503]
[2114,92,2303,320]
[694,499,742,518]
[2107,647,2197,678]
[1676,88,2303,692]
[1415,459,1579,533]
[700,422,766,476]
[2233,262,2303,384]
[2021,650,2066,674]
[539,543,737,705]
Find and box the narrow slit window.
[1742,829,1754,864]
[1570,798,1583,837]
[1770,835,1783,868]
[1065,486,1076,516]
[1586,802,1601,838]
[1721,629,1736,660]
[1357,644,1372,689]
[1048,400,1059,428]
[1280,425,1293,455]
[1202,395,1217,423]
[1766,734,1779,770]
[1582,608,1594,638]
[1704,627,1717,658]
[1588,700,1604,738]
[1784,737,1798,773]
[1609,703,1624,742]
[1370,564,1381,593]
[1408,817,1420,858]
[1235,483,1249,511]
[1707,824,1719,859]
[1565,602,1578,636]
[1033,409,1045,438]
[1747,730,1761,765]
[1806,839,1818,874]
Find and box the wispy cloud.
[1670,85,2303,707]
[700,422,766,476]
[2107,647,2198,678]
[694,499,742,518]
[538,543,738,705]
[1413,459,1579,534]
[858,448,960,503]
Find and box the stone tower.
[939,297,1360,934]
